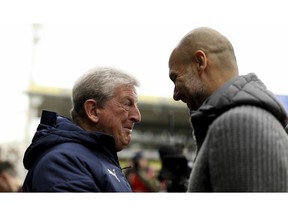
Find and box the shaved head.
[168,27,239,110]
[170,27,238,73]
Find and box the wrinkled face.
[96,85,141,151]
[169,52,208,111]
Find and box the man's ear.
[194,50,207,76]
[84,99,99,123]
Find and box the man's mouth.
[124,126,133,133]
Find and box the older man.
[22,66,141,192]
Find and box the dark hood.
[191,73,288,146]
[23,110,117,170]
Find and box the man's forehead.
[113,86,137,96]
[169,46,186,67]
[169,48,178,64]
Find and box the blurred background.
[1,1,288,184]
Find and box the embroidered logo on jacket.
[107,168,120,182]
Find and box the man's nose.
[130,106,141,123]
[173,87,180,101]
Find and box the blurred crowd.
[0,160,22,192]
[124,145,191,192]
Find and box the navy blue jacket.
[22,111,132,192]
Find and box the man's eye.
[121,104,130,111]
[119,101,130,110]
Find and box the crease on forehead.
[111,85,138,99]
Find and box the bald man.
[169,27,288,192]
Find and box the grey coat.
[188,73,288,192]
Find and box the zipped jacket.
[22,110,132,192]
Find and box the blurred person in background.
[158,145,190,192]
[0,160,22,192]
[22,66,141,192]
[125,151,161,192]
[168,26,288,192]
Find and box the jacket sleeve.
[208,106,288,192]
[31,150,101,192]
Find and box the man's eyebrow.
[130,97,138,103]
[121,96,138,103]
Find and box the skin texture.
[82,85,141,151]
[168,27,239,110]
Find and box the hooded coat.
[22,111,132,192]
[188,73,288,192]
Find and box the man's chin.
[116,141,131,152]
